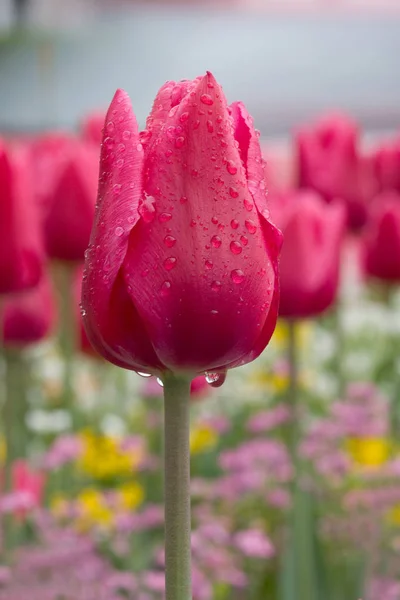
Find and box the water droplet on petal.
[164,235,176,248]
[139,196,156,223]
[122,130,131,140]
[226,160,237,175]
[115,226,124,237]
[79,303,86,317]
[107,121,115,133]
[156,377,164,387]
[193,119,200,130]
[206,120,214,133]
[160,281,171,296]
[240,235,248,246]
[103,137,114,150]
[211,280,222,292]
[229,187,239,199]
[164,257,177,271]
[244,199,253,212]
[205,259,213,270]
[116,158,124,168]
[179,112,189,123]
[180,196,188,204]
[231,269,245,284]
[211,235,222,249]
[159,212,172,223]
[211,216,218,225]
[137,371,152,378]
[175,136,185,148]
[245,219,257,234]
[205,372,219,384]
[191,169,199,178]
[200,94,214,106]
[230,219,239,230]
[230,241,242,255]
[137,143,143,152]
[117,143,126,153]
[210,309,219,316]
[113,183,122,195]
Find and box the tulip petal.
[82,89,162,371]
[121,72,279,372]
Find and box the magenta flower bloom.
[82,72,281,379]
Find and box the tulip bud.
[363,191,400,282]
[296,113,376,231]
[0,141,44,294]
[273,191,345,318]
[42,141,98,262]
[81,73,282,380]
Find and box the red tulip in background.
[296,113,376,231]
[82,72,282,379]
[272,191,346,319]
[42,141,99,262]
[81,111,106,147]
[2,272,56,347]
[363,191,400,282]
[0,141,44,294]
[372,136,400,194]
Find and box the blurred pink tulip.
[372,135,400,194]
[296,113,376,230]
[273,190,346,318]
[363,191,400,282]
[81,111,106,147]
[3,271,56,346]
[0,141,44,294]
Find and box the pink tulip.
[3,271,56,346]
[81,72,281,379]
[81,111,106,147]
[296,113,376,230]
[363,191,400,282]
[0,141,44,294]
[42,140,99,262]
[274,190,345,318]
[372,135,400,194]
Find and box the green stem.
[287,319,298,459]
[333,305,345,398]
[53,263,77,410]
[163,373,192,600]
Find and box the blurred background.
[1,1,400,599]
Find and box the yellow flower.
[271,319,312,350]
[78,430,143,480]
[388,505,400,526]
[76,487,113,530]
[117,482,145,510]
[345,437,391,468]
[190,424,218,455]
[251,370,289,393]
[0,438,6,464]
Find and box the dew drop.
[205,372,219,384]
[156,377,164,387]
[211,235,222,249]
[211,216,218,225]
[160,281,171,297]
[179,112,189,123]
[106,121,115,133]
[165,149,173,158]
[190,219,197,228]
[230,219,239,230]
[229,187,239,199]
[206,120,214,133]
[116,158,124,168]
[211,280,222,292]
[205,259,213,270]
[245,219,257,234]
[137,143,143,152]
[138,196,156,223]
[230,241,242,255]
[226,160,237,175]
[164,257,177,271]
[191,169,199,178]
[166,126,176,139]
[117,143,126,153]
[137,371,151,378]
[164,235,176,248]
[193,119,200,130]
[79,304,86,318]
[113,183,122,195]
[159,212,172,223]
[175,136,185,148]
[244,199,253,212]
[103,137,114,150]
[115,226,124,237]
[231,269,245,284]
[180,196,188,204]
[122,130,131,140]
[210,309,219,316]
[200,93,214,106]
[240,235,249,247]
